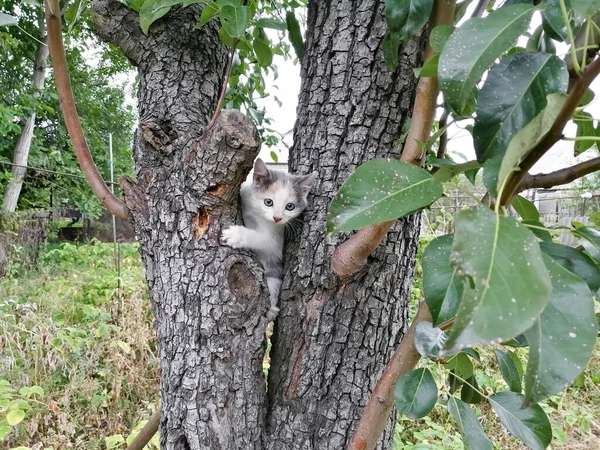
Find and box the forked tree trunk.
[92,0,425,449]
[2,11,48,213]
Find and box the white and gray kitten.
[222,158,316,320]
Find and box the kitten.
[222,158,317,320]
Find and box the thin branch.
[331,0,456,277]
[347,302,432,450]
[500,56,600,206]
[44,0,129,220]
[126,409,160,450]
[518,156,600,192]
[205,39,239,133]
[430,109,450,175]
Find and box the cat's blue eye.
[285,203,295,211]
[264,199,273,207]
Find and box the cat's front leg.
[222,225,251,249]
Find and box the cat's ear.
[295,172,317,197]
[253,158,270,186]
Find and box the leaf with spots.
[543,0,582,41]
[474,53,568,165]
[439,4,535,115]
[522,255,598,405]
[511,195,540,222]
[414,322,448,357]
[490,392,552,450]
[326,159,443,235]
[572,225,600,263]
[394,368,438,419]
[443,207,552,352]
[540,241,600,291]
[423,234,463,326]
[495,349,522,392]
[429,25,455,53]
[448,397,493,450]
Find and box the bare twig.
[331,0,456,277]
[500,57,600,206]
[44,0,129,220]
[205,39,239,133]
[518,156,600,192]
[430,108,450,175]
[347,302,432,450]
[125,409,160,450]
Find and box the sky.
[256,9,600,177]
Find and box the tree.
[42,0,600,449]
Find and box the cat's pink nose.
[273,217,282,223]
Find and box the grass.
[0,239,598,449]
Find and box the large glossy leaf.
[385,0,435,43]
[414,322,448,357]
[438,4,535,115]
[495,349,522,393]
[523,256,598,405]
[220,5,249,38]
[490,392,552,450]
[572,0,600,17]
[447,398,493,450]
[572,226,600,262]
[474,53,567,164]
[444,207,551,351]
[327,159,443,235]
[543,0,582,41]
[512,195,539,221]
[429,25,455,53]
[394,368,438,419]
[493,93,567,196]
[286,11,304,59]
[540,241,600,291]
[423,234,463,326]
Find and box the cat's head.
[249,158,317,225]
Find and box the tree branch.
[500,57,600,206]
[125,409,160,450]
[331,0,456,277]
[45,0,129,220]
[347,302,432,450]
[518,156,600,192]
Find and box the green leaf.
[572,225,600,262]
[327,159,443,235]
[439,4,535,115]
[385,0,435,45]
[495,349,522,392]
[474,53,568,165]
[573,112,599,156]
[253,37,273,67]
[253,18,287,30]
[0,13,18,27]
[139,0,171,34]
[432,160,481,183]
[286,11,304,59]
[522,220,552,242]
[218,27,235,47]
[423,234,463,326]
[382,32,401,70]
[540,241,600,291]
[589,211,600,226]
[523,256,598,405]
[461,376,483,404]
[543,0,581,41]
[429,25,455,53]
[414,322,448,357]
[5,409,25,426]
[270,151,278,163]
[444,207,552,351]
[220,5,249,38]
[0,426,11,440]
[494,93,567,196]
[511,195,539,221]
[414,54,439,78]
[464,167,479,185]
[490,392,552,450]
[447,352,474,380]
[447,398,493,450]
[196,2,219,28]
[394,368,438,419]
[572,0,600,18]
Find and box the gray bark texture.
[91,0,425,449]
[2,11,48,213]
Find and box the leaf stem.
[561,0,581,74]
[205,38,239,133]
[562,136,600,141]
[445,370,489,399]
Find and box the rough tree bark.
[89,0,425,449]
[2,10,48,213]
[265,1,425,449]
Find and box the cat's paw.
[222,226,247,248]
[266,306,280,321]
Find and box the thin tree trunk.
[265,1,426,449]
[2,11,48,213]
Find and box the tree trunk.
[2,11,48,213]
[265,1,425,448]
[91,0,425,449]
